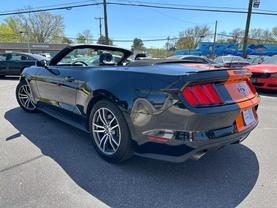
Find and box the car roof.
[68,44,132,54]
[0,52,46,60]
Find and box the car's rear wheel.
[16,81,38,113]
[89,99,133,163]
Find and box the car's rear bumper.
[135,122,257,162]
[126,94,259,162]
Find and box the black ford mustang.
[16,44,260,163]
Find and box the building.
[0,42,67,57]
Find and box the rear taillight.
[246,79,257,94]
[182,83,223,106]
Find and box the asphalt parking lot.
[0,77,277,208]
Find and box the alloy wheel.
[92,107,121,155]
[18,84,36,111]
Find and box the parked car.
[16,44,260,163]
[167,55,222,69]
[248,55,270,65]
[168,55,215,64]
[214,55,249,68]
[0,52,47,77]
[246,56,277,90]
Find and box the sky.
[0,0,277,49]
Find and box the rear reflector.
[182,83,223,106]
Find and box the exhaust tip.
[190,150,207,160]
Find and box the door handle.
[64,76,75,82]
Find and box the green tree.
[0,23,19,42]
[97,35,113,45]
[76,33,86,43]
[61,36,73,44]
[131,38,145,51]
[76,29,93,44]
[145,48,174,58]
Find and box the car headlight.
[271,73,277,78]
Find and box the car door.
[35,65,79,117]
[0,53,8,75]
[6,53,24,75]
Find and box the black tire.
[89,99,134,163]
[16,80,38,113]
[0,75,5,78]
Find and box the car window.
[22,55,34,61]
[215,57,222,63]
[0,54,7,61]
[9,54,23,61]
[57,48,124,66]
[222,56,247,63]
[263,56,277,64]
[187,57,208,64]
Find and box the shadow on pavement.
[5,107,259,208]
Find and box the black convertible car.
[16,44,260,163]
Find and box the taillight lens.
[246,79,257,94]
[182,83,223,106]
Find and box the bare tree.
[10,10,65,43]
[176,25,211,49]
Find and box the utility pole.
[213,20,218,57]
[20,31,30,53]
[242,0,255,58]
[95,17,103,37]
[103,0,109,45]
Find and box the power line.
[1,1,277,16]
[0,2,101,16]
[107,2,277,16]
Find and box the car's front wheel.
[16,81,38,113]
[89,99,133,163]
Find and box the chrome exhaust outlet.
[190,150,207,160]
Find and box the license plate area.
[242,108,255,126]
[236,108,256,132]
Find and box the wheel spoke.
[110,124,119,131]
[19,93,28,99]
[94,129,105,133]
[108,135,116,151]
[102,135,109,152]
[93,123,105,129]
[26,99,31,108]
[102,109,109,125]
[99,134,108,146]
[110,134,119,146]
[98,110,107,125]
[109,116,115,125]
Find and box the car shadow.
[4,107,259,208]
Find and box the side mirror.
[36,60,48,68]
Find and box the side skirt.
[37,105,89,133]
